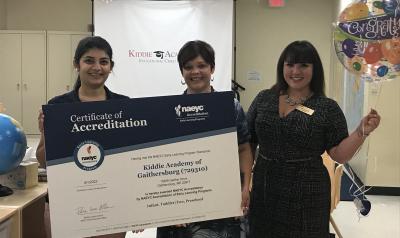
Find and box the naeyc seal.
[73,140,104,171]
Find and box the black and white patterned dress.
[247,89,348,238]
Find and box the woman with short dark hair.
[157,40,252,238]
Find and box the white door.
[47,32,90,101]
[21,33,46,134]
[0,33,22,122]
[70,34,90,89]
[47,33,73,100]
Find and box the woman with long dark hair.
[36,36,128,238]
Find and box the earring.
[211,77,214,82]
[181,80,186,85]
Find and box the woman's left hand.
[38,109,45,133]
[358,109,381,137]
[241,186,250,215]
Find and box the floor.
[331,195,399,237]
[26,136,400,238]
[125,195,400,238]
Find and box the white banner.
[94,0,233,98]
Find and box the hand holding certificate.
[43,92,242,238]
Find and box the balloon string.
[372,81,383,109]
[347,80,383,195]
[362,81,382,168]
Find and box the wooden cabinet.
[46,31,90,101]
[0,31,46,135]
[0,208,19,238]
[0,183,47,238]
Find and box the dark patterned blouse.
[247,89,349,238]
[247,89,348,161]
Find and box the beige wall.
[0,0,351,110]
[2,0,399,186]
[329,0,344,105]
[236,0,336,110]
[0,0,6,29]
[5,0,90,31]
[3,0,339,111]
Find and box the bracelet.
[357,127,369,138]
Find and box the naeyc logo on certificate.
[73,140,105,171]
[174,104,209,122]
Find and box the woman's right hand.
[38,109,44,133]
[36,109,46,168]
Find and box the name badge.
[296,105,314,115]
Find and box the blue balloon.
[0,113,27,174]
[377,65,389,77]
[342,39,356,58]
[383,0,398,14]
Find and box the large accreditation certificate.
[43,92,242,238]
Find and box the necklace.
[285,94,311,106]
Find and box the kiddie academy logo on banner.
[128,49,178,64]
